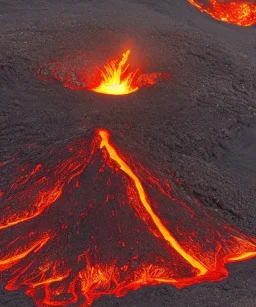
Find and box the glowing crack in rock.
[187,0,256,26]
[0,129,256,307]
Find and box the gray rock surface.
[0,1,256,306]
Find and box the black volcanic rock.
[0,1,256,307]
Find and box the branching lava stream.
[0,129,256,307]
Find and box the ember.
[187,0,256,26]
[0,129,256,307]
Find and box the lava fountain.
[37,50,170,95]
[0,129,256,307]
[91,50,139,95]
[187,0,256,26]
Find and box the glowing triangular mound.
[0,129,255,306]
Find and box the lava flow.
[37,50,170,95]
[0,129,256,307]
[187,0,256,26]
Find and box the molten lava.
[0,129,256,307]
[187,0,256,26]
[91,50,139,95]
[99,130,207,275]
[37,50,170,94]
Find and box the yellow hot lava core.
[91,50,139,95]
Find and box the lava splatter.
[91,50,139,95]
[37,50,170,95]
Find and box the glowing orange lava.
[0,129,256,307]
[99,130,207,275]
[91,50,139,95]
[37,50,170,94]
[187,0,256,26]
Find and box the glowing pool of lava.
[187,0,256,26]
[37,49,170,95]
[0,129,256,307]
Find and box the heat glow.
[0,129,256,307]
[37,50,170,94]
[91,50,139,95]
[187,0,256,26]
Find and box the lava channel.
[187,0,256,26]
[0,129,256,307]
[37,50,170,95]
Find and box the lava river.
[0,129,256,307]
